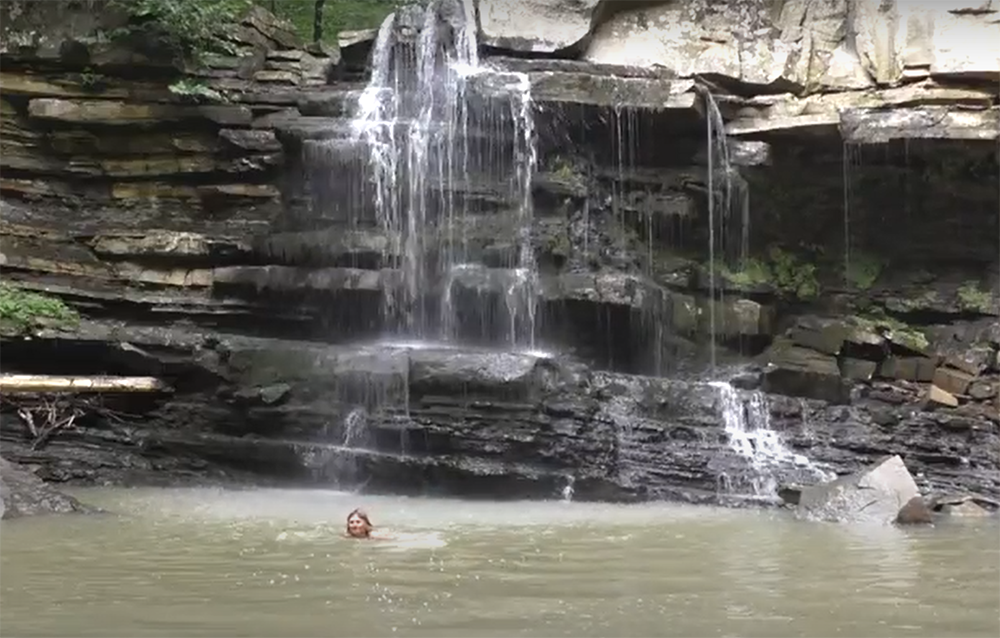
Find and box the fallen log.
[0,374,172,394]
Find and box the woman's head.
[346,508,373,538]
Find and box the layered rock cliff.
[1,0,998,503]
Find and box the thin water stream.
[2,488,997,637]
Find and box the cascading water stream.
[352,0,539,349]
[700,88,750,367]
[710,381,833,498]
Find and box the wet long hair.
[347,508,373,537]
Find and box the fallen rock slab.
[0,456,96,520]
[928,384,959,408]
[795,454,920,525]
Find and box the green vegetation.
[848,309,929,352]
[0,283,80,334]
[168,77,225,102]
[957,280,993,313]
[718,246,819,300]
[883,288,940,313]
[79,67,105,91]
[260,0,408,43]
[109,0,252,63]
[549,157,577,180]
[844,253,884,291]
[104,0,406,98]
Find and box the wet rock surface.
[0,456,96,519]
[0,2,998,505]
[1,320,997,504]
[794,455,920,525]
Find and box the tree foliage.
[109,0,406,57]
[257,0,406,43]
[110,0,252,62]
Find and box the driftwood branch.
[0,375,159,450]
[0,374,171,394]
[5,395,86,450]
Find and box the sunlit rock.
[796,454,921,525]
[927,384,959,407]
[477,0,601,53]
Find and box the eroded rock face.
[0,456,95,519]
[579,0,1000,90]
[1,320,997,505]
[0,2,997,506]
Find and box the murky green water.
[1,487,998,637]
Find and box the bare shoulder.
[369,530,395,540]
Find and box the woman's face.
[347,513,370,538]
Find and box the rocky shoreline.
[1,0,998,509]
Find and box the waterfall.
[352,0,479,337]
[350,0,539,348]
[560,475,575,502]
[330,406,373,488]
[510,73,538,349]
[700,89,741,369]
[710,381,833,498]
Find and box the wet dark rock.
[729,368,762,391]
[840,357,878,381]
[877,356,937,383]
[895,496,935,526]
[761,338,852,404]
[777,484,802,506]
[0,456,97,519]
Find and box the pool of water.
[1,487,997,637]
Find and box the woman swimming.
[345,508,392,540]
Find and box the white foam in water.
[710,381,832,497]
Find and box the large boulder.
[476,0,601,53]
[795,454,921,525]
[0,456,95,520]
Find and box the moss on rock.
[0,283,80,335]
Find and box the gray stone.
[790,318,848,356]
[877,356,936,382]
[968,381,996,401]
[945,348,993,376]
[840,357,878,381]
[932,366,975,395]
[0,457,96,519]
[761,338,851,404]
[477,0,600,53]
[796,455,921,525]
